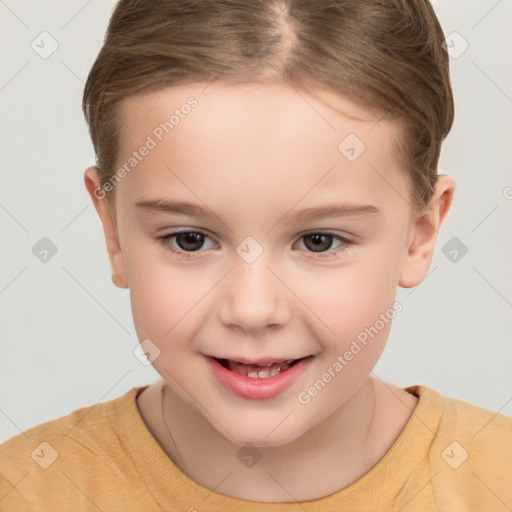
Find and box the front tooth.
[257,366,271,378]
[269,365,280,377]
[247,370,260,378]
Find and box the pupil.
[305,234,332,252]
[177,232,204,251]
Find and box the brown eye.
[295,231,352,259]
[155,230,216,257]
[174,232,205,251]
[155,230,352,260]
[302,233,335,253]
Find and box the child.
[1,0,511,510]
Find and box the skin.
[84,81,454,502]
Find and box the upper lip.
[206,355,309,365]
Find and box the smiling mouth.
[215,358,305,378]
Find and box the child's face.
[87,82,439,447]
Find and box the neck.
[148,376,416,502]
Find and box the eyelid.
[157,227,355,241]
[157,227,219,244]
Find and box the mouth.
[215,357,303,378]
[205,354,313,400]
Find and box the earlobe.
[83,166,129,289]
[399,175,455,288]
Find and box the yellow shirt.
[1,384,511,511]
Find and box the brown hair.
[83,0,454,215]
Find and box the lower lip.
[205,356,312,400]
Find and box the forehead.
[119,81,392,139]
[115,82,408,216]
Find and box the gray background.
[1,0,511,444]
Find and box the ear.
[399,175,455,288]
[84,166,129,289]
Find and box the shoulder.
[410,385,512,457]
[409,385,512,445]
[408,385,512,508]
[0,386,145,510]
[1,390,126,461]
[435,389,512,452]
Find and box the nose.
[217,254,290,333]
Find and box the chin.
[221,420,310,449]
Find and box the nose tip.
[217,257,290,332]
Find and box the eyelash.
[154,230,354,260]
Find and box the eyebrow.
[135,199,380,225]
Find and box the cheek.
[125,245,205,345]
[302,265,399,406]
[128,267,210,384]
[304,253,401,349]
